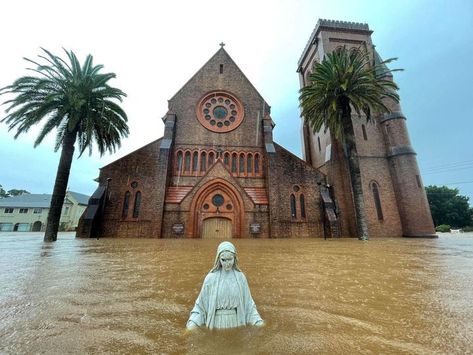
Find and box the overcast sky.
[1,0,472,205]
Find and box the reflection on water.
[1,232,473,354]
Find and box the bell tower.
[298,19,436,237]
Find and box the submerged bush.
[461,226,473,232]
[436,224,451,233]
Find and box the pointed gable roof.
[169,47,270,113]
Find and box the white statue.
[186,241,264,330]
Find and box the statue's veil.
[210,241,241,272]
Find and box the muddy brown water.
[1,232,472,354]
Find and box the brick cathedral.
[77,20,435,239]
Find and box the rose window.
[196,91,244,133]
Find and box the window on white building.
[19,208,28,214]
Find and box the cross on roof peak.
[219,42,225,48]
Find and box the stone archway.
[189,179,244,238]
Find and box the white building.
[0,191,89,232]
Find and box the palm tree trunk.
[342,110,369,240]
[44,130,77,242]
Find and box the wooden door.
[202,217,232,239]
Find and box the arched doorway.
[202,217,232,239]
[32,221,42,232]
[189,179,244,238]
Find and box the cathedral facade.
[77,45,326,239]
[77,19,435,239]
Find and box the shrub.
[436,224,451,233]
[461,226,473,232]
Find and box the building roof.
[67,191,90,205]
[0,191,90,208]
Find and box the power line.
[442,180,473,186]
[422,159,473,171]
[423,165,473,175]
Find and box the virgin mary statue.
[186,241,264,330]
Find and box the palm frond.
[299,46,401,140]
[0,48,128,157]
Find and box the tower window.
[416,175,422,188]
[239,153,245,173]
[317,136,321,152]
[362,124,368,141]
[219,64,223,74]
[371,182,384,221]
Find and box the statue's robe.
[187,269,263,329]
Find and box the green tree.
[1,49,128,242]
[0,184,8,198]
[425,185,472,228]
[7,189,30,196]
[299,47,401,240]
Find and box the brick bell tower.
[298,19,436,238]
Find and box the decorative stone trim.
[174,149,263,177]
[380,111,406,123]
[196,91,244,133]
[388,145,416,157]
[298,19,371,66]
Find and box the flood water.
[1,232,473,354]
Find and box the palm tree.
[1,48,129,242]
[299,47,401,240]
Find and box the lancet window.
[290,194,297,218]
[122,191,130,218]
[370,181,383,221]
[174,149,264,177]
[290,185,307,220]
[133,191,141,218]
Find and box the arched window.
[201,152,207,172]
[184,151,191,172]
[176,151,183,172]
[247,154,253,174]
[255,154,260,174]
[290,194,297,218]
[371,182,383,220]
[192,151,198,172]
[133,191,141,218]
[300,194,306,218]
[224,153,230,167]
[231,153,237,173]
[208,151,215,167]
[122,191,130,218]
[239,153,245,174]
